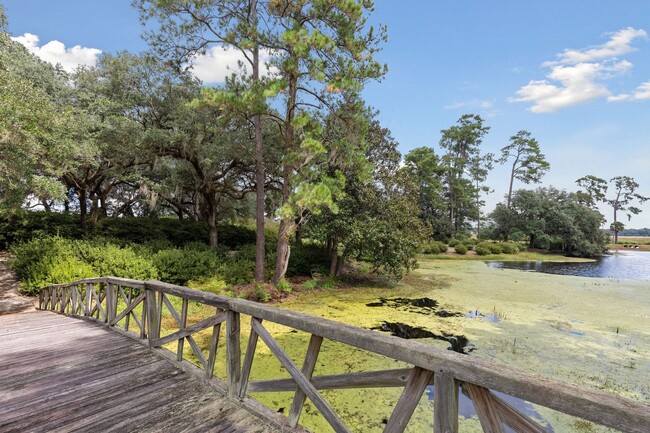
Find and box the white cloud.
[609,80,650,102]
[544,27,647,66]
[189,45,276,83]
[11,32,101,72]
[443,99,497,117]
[511,27,648,113]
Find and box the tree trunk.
[328,237,338,277]
[507,160,516,208]
[79,188,89,238]
[252,0,266,283]
[475,179,481,238]
[274,218,293,283]
[204,193,219,247]
[613,205,618,244]
[294,218,303,246]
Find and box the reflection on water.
[486,251,650,281]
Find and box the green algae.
[154,258,649,432]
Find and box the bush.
[486,243,503,254]
[286,244,330,277]
[500,242,518,254]
[0,212,81,249]
[187,276,230,296]
[73,241,158,281]
[422,241,448,254]
[152,249,220,285]
[448,238,459,248]
[219,259,255,285]
[474,244,491,256]
[275,278,293,294]
[454,243,468,255]
[303,277,337,291]
[253,284,270,302]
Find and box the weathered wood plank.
[384,367,433,433]
[227,310,241,398]
[248,368,416,393]
[465,383,505,433]
[239,319,261,398]
[288,334,323,428]
[434,372,459,433]
[150,312,226,348]
[251,318,350,433]
[108,292,145,327]
[177,298,188,362]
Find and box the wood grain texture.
[0,310,290,433]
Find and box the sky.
[3,0,650,229]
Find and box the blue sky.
[4,0,650,228]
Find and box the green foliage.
[152,248,220,286]
[220,259,255,285]
[490,187,608,257]
[486,243,503,254]
[474,244,492,256]
[303,277,338,291]
[423,241,448,254]
[253,284,270,302]
[187,276,230,296]
[500,242,519,254]
[454,243,469,255]
[286,244,330,277]
[0,211,81,249]
[10,236,157,295]
[275,278,293,294]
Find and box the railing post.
[85,283,93,316]
[434,372,459,433]
[146,288,160,345]
[38,290,44,310]
[226,310,241,398]
[106,282,116,324]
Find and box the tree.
[468,151,493,238]
[606,176,649,243]
[0,14,71,212]
[575,175,607,209]
[439,114,490,233]
[403,147,449,240]
[136,0,270,280]
[491,187,607,257]
[576,175,649,243]
[498,130,549,208]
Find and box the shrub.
[474,244,491,256]
[486,243,503,254]
[275,278,293,294]
[454,243,468,255]
[152,248,220,285]
[303,279,318,290]
[254,284,270,302]
[187,276,230,296]
[448,238,459,248]
[73,241,158,281]
[219,258,255,285]
[423,241,448,254]
[0,212,82,248]
[500,242,518,254]
[286,244,330,276]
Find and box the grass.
[608,236,650,251]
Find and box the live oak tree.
[498,130,549,208]
[0,10,74,212]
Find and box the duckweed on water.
[161,257,648,432]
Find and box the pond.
[486,250,650,281]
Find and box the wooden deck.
[0,310,286,433]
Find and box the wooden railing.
[39,277,650,433]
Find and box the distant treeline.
[619,228,650,236]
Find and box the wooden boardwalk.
[0,310,286,433]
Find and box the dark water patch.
[425,387,554,432]
[366,297,464,318]
[486,250,650,281]
[372,321,475,354]
[366,297,439,314]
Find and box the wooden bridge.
[1,277,649,432]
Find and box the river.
[485,250,650,281]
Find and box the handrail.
[38,277,650,433]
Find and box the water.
[486,250,650,281]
